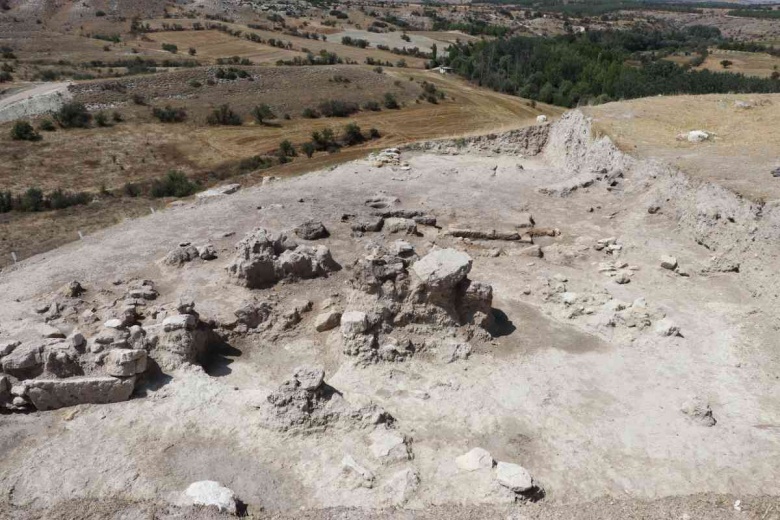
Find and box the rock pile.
[339,246,494,365]
[226,228,340,288]
[367,148,404,167]
[0,281,216,412]
[260,367,393,433]
[164,242,218,266]
[455,447,542,501]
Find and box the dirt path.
[0,82,71,123]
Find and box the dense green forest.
[726,9,780,19]
[477,0,769,16]
[443,27,780,107]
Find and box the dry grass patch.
[585,93,780,202]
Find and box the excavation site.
[1,103,780,519]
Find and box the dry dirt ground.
[0,67,559,266]
[583,93,780,202]
[1,108,779,518]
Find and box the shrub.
[152,105,187,123]
[0,70,12,83]
[373,66,383,74]
[301,107,320,118]
[720,59,733,69]
[311,128,337,151]
[95,112,110,127]
[132,93,146,105]
[49,189,91,209]
[123,182,142,197]
[188,79,202,88]
[150,171,197,198]
[251,103,275,125]
[342,122,365,146]
[39,69,61,81]
[162,43,178,53]
[112,111,123,122]
[362,100,381,111]
[279,139,296,157]
[301,141,316,158]
[19,188,44,211]
[95,10,106,16]
[207,104,242,126]
[237,155,275,173]
[188,47,196,56]
[369,127,380,139]
[39,119,56,131]
[383,92,399,109]
[55,102,92,128]
[317,99,359,117]
[10,121,41,141]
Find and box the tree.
[342,122,364,146]
[55,102,92,128]
[150,171,197,198]
[10,121,41,141]
[206,104,241,126]
[301,142,316,158]
[720,59,733,69]
[39,119,56,132]
[152,105,187,123]
[252,104,275,125]
[279,139,296,157]
[383,93,399,109]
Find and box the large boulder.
[411,249,473,291]
[24,376,136,411]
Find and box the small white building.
[434,66,453,75]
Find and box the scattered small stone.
[184,481,239,515]
[340,311,369,336]
[660,255,678,271]
[295,220,329,240]
[655,318,681,337]
[614,273,631,284]
[456,447,494,472]
[104,349,147,377]
[37,323,64,339]
[680,396,716,426]
[314,310,341,332]
[341,454,375,488]
[369,428,411,462]
[495,461,535,493]
[198,244,218,260]
[292,366,325,391]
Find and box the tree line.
[443,27,780,107]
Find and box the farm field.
[696,48,780,78]
[139,19,429,68]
